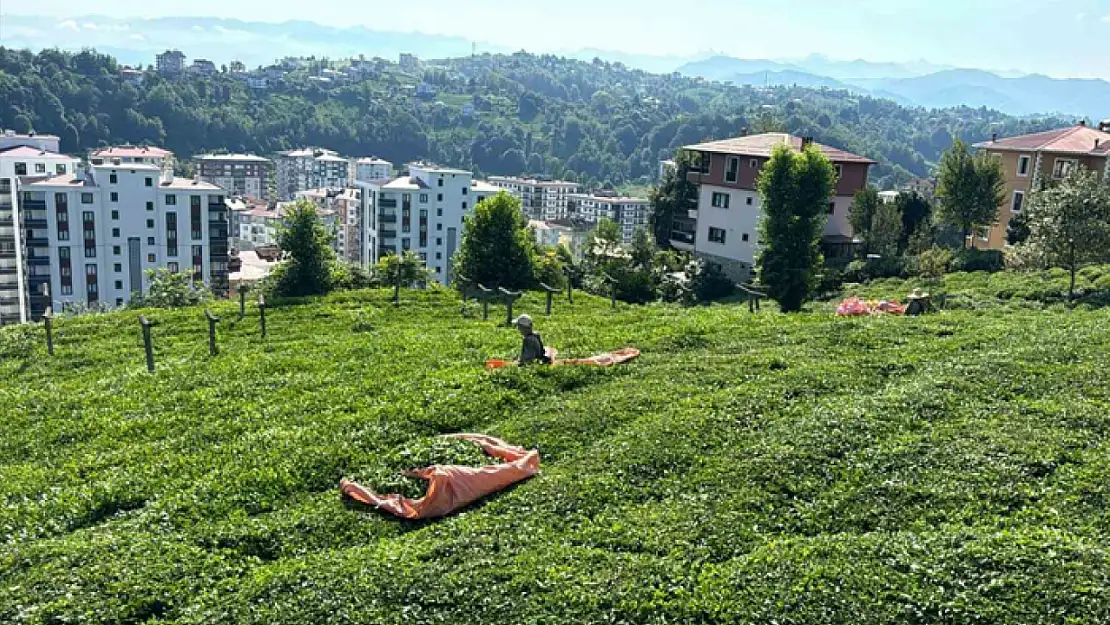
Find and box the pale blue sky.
[4,0,1110,77]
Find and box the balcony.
[27,236,50,247]
[380,229,397,239]
[379,198,398,209]
[380,213,397,223]
[28,255,51,265]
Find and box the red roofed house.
[680,133,875,281]
[973,121,1110,249]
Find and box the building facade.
[682,133,874,282]
[90,146,175,172]
[0,130,60,153]
[274,148,350,200]
[487,176,579,221]
[0,144,81,325]
[357,164,498,284]
[196,153,273,200]
[566,193,650,245]
[155,50,186,75]
[26,165,228,317]
[354,158,393,183]
[973,122,1110,249]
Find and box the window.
[15,163,27,175]
[462,187,468,196]
[35,163,46,174]
[116,298,124,307]
[1017,155,1031,177]
[112,228,120,237]
[61,285,73,295]
[111,210,119,219]
[114,280,123,290]
[59,247,70,260]
[84,246,96,258]
[81,193,94,204]
[977,226,991,241]
[437,178,443,187]
[113,245,121,255]
[114,263,122,272]
[147,237,155,245]
[725,157,739,183]
[146,219,155,229]
[147,254,156,263]
[110,192,119,203]
[436,252,442,260]
[109,173,117,184]
[436,208,443,217]
[145,177,153,187]
[168,262,179,273]
[146,202,154,211]
[82,211,94,223]
[746,197,754,206]
[708,227,726,244]
[437,223,443,231]
[436,237,443,246]
[402,238,411,250]
[1053,158,1077,179]
[462,202,467,210]
[749,159,759,169]
[420,194,428,203]
[437,193,444,202]
[827,202,836,215]
[742,233,750,242]
[834,164,843,180]
[166,194,177,205]
[711,192,730,209]
[56,164,66,175]
[1011,190,1025,213]
[435,266,441,274]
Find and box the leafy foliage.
[454,193,538,289]
[648,150,698,246]
[935,139,1005,245]
[269,200,337,298]
[376,250,430,304]
[129,268,212,309]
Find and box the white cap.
[512,314,533,328]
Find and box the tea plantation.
[2,286,1110,624]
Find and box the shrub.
[915,247,954,278]
[951,248,1005,273]
[129,268,212,309]
[843,256,907,282]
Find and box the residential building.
[229,60,246,74]
[228,199,278,249]
[0,145,81,325]
[902,177,936,200]
[566,192,650,245]
[973,122,1110,249]
[230,250,278,296]
[155,50,186,75]
[196,153,273,200]
[90,146,175,172]
[878,190,900,204]
[190,59,217,76]
[354,158,393,184]
[294,188,353,260]
[682,133,875,281]
[529,220,591,257]
[119,67,144,86]
[399,53,420,71]
[25,164,229,318]
[659,159,676,181]
[487,176,580,221]
[356,164,498,283]
[0,130,60,153]
[274,148,350,200]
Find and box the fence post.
[138,315,155,372]
[540,283,558,316]
[205,309,220,356]
[476,284,493,321]
[499,287,523,326]
[563,266,575,304]
[258,293,267,338]
[239,285,248,320]
[44,307,54,356]
[602,273,617,309]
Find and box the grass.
[2,285,1110,623]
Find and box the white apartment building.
[567,193,650,245]
[156,50,186,75]
[0,130,60,153]
[90,146,175,172]
[487,176,579,221]
[0,145,81,325]
[354,157,393,184]
[26,165,229,315]
[196,153,272,200]
[357,164,498,284]
[274,148,350,200]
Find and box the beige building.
[974,121,1110,249]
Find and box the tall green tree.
[376,250,430,305]
[895,190,933,250]
[454,192,538,290]
[648,150,698,247]
[848,186,880,254]
[870,202,904,258]
[1019,167,1110,304]
[271,200,336,297]
[757,144,835,312]
[935,140,1004,247]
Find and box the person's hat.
[907,288,930,300]
[512,314,533,328]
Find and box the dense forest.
[0,47,1071,189]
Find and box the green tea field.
[2,287,1110,624]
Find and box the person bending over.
[513,314,551,365]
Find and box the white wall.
[694,184,761,265]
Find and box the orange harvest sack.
[486,347,640,370]
[340,434,540,520]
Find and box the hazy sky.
[4,0,1110,77]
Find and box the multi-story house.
[487,176,579,221]
[155,50,186,75]
[566,192,650,245]
[0,143,81,325]
[295,188,355,260]
[274,148,350,200]
[196,153,273,201]
[354,158,393,183]
[973,121,1110,249]
[0,130,60,152]
[90,146,175,172]
[190,59,217,76]
[681,132,874,281]
[26,164,229,317]
[356,164,498,284]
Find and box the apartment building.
[973,121,1110,249]
[274,148,350,200]
[354,158,393,183]
[196,153,273,200]
[0,144,81,325]
[487,176,579,220]
[25,165,229,317]
[356,164,498,283]
[155,50,186,75]
[0,130,60,153]
[566,192,650,245]
[682,133,875,282]
[295,188,353,260]
[90,146,175,172]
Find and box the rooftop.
[357,157,393,165]
[197,153,271,163]
[382,176,430,191]
[408,162,471,175]
[1,130,61,140]
[974,124,1110,156]
[488,175,579,187]
[568,192,649,203]
[279,147,338,159]
[684,133,876,164]
[471,180,500,194]
[90,145,174,159]
[0,146,74,160]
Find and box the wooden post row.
[499,287,522,327]
[258,293,267,338]
[138,315,155,372]
[205,309,220,356]
[43,307,54,356]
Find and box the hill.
[2,287,1110,623]
[0,47,1071,189]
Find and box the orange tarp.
[486,347,641,370]
[836,297,906,316]
[340,434,540,520]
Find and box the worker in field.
[514,314,552,365]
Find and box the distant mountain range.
[2,14,1107,122]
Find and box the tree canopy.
[454,192,538,290]
[935,140,1005,246]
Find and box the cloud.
[1102,14,1110,22]
[82,22,100,30]
[128,34,146,41]
[56,19,79,32]
[191,25,206,32]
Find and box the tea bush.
[2,286,1110,624]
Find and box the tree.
[848,186,880,254]
[895,191,932,250]
[1019,167,1110,304]
[757,143,835,312]
[936,140,1004,247]
[130,268,211,309]
[629,226,657,269]
[1006,211,1031,246]
[271,200,335,297]
[648,151,699,247]
[376,250,430,305]
[870,202,903,258]
[454,192,538,290]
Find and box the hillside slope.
[2,290,1109,623]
